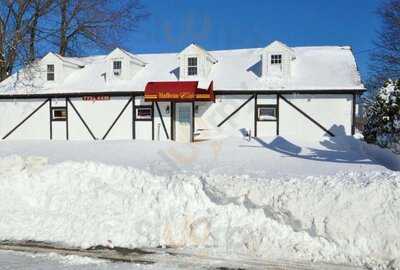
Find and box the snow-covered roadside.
[0,155,399,269]
[0,250,177,270]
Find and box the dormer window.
[188,57,198,76]
[179,44,216,79]
[47,64,55,81]
[271,54,282,64]
[113,60,122,76]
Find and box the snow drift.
[0,155,399,269]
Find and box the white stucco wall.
[279,94,353,140]
[195,95,255,139]
[256,94,278,137]
[68,97,132,140]
[0,99,50,140]
[0,93,354,142]
[134,97,153,140]
[153,102,172,141]
[51,99,67,140]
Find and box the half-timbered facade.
[0,41,365,142]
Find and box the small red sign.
[82,96,111,101]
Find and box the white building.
[0,41,365,143]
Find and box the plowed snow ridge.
[0,155,399,269]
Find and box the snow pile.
[0,155,399,269]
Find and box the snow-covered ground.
[0,250,175,270]
[0,136,399,269]
[0,135,395,177]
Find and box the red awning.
[144,81,214,102]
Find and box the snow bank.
[0,155,399,269]
[361,141,400,171]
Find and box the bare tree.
[54,0,148,56]
[0,0,148,82]
[0,1,31,81]
[0,0,56,81]
[369,0,400,90]
[27,0,55,62]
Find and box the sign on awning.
[144,81,214,102]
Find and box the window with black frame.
[271,54,282,65]
[51,107,67,121]
[187,57,198,76]
[113,61,122,75]
[47,64,55,81]
[258,105,277,121]
[135,106,152,121]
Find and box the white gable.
[178,43,217,80]
[38,52,85,85]
[261,41,296,85]
[264,40,296,55]
[105,48,146,81]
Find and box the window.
[187,57,198,76]
[258,106,277,121]
[136,106,152,120]
[47,64,55,81]
[271,54,282,65]
[113,61,122,75]
[51,107,67,121]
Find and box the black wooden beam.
[155,101,169,139]
[102,97,133,140]
[171,102,175,141]
[2,99,50,140]
[0,89,366,100]
[279,94,335,137]
[132,96,136,140]
[66,98,69,140]
[67,98,97,140]
[254,94,257,137]
[0,91,144,100]
[217,95,255,127]
[192,101,195,142]
[214,90,365,95]
[151,102,155,140]
[352,93,356,135]
[49,99,53,140]
[276,94,280,136]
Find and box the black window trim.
[135,105,153,121]
[113,60,122,70]
[271,54,282,65]
[187,56,198,76]
[51,106,67,122]
[47,64,55,81]
[256,104,278,122]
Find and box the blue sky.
[127,0,382,81]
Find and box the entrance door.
[175,103,192,143]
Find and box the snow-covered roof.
[0,45,365,95]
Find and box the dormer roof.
[106,48,147,67]
[42,52,85,68]
[263,40,296,58]
[179,43,218,64]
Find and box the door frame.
[172,102,194,143]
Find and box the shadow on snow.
[240,125,377,165]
